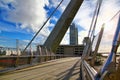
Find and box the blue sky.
[0,0,64,41]
[0,0,120,51]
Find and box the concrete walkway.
[0,57,81,80]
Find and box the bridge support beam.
[44,0,83,52]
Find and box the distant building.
[0,47,21,56]
[56,45,84,56]
[5,49,21,56]
[70,23,78,45]
[37,45,84,56]
[56,23,84,56]
[37,23,83,56]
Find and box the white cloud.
[2,0,49,33]
[78,30,88,44]
[51,16,58,22]
[73,0,120,32]
[49,23,55,27]
[72,0,120,52]
[60,29,70,44]
[39,21,51,37]
[95,0,120,32]
[98,13,119,52]
[74,0,97,31]
[49,0,70,12]
[0,0,52,44]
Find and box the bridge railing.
[81,60,97,80]
[0,36,78,72]
[81,11,120,80]
[0,54,75,70]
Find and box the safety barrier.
[81,60,97,80]
[0,55,74,68]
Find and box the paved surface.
[0,57,81,80]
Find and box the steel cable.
[23,0,64,53]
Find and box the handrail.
[83,60,97,80]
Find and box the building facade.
[56,45,84,56]
[56,23,83,56]
[37,45,84,56]
[70,23,78,45]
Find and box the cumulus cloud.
[78,30,88,44]
[74,0,119,32]
[0,0,51,44]
[7,0,48,32]
[60,29,70,44]
[95,0,120,32]
[49,0,70,12]
[74,0,97,31]
[98,13,120,52]
[96,0,120,52]
[1,0,50,33]
[51,16,58,22]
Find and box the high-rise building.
[70,23,78,45]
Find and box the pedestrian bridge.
[0,57,81,80]
[0,0,120,79]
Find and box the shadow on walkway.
[56,60,81,80]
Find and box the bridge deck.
[0,57,81,80]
